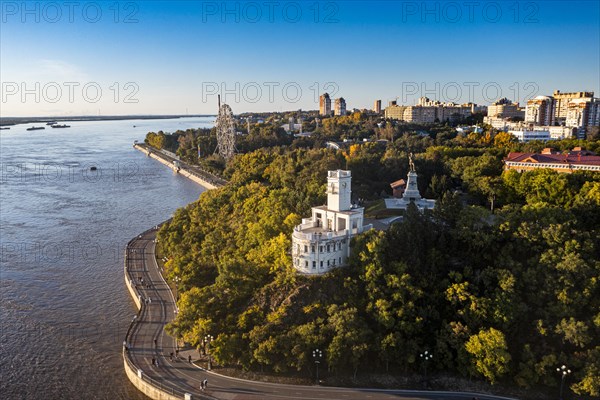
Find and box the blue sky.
[1,0,599,116]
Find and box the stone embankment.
[123,228,206,400]
[133,143,226,189]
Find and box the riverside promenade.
[133,143,227,189]
[123,228,212,400]
[123,228,517,400]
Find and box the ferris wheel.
[215,96,236,160]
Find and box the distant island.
[0,114,216,127]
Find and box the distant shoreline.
[0,115,216,127]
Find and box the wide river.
[0,117,213,399]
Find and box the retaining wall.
[133,144,221,190]
[123,230,192,400]
[123,354,186,400]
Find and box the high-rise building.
[384,98,471,123]
[553,90,594,124]
[373,99,382,114]
[487,98,524,119]
[334,97,346,116]
[319,93,331,116]
[565,98,598,138]
[385,104,406,120]
[526,95,554,125]
[588,98,600,129]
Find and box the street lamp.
[204,334,214,370]
[420,350,433,387]
[556,365,571,400]
[312,349,323,385]
[174,276,181,301]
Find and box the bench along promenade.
[121,149,518,400]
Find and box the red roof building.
[504,147,600,173]
[390,179,406,198]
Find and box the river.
[0,117,213,399]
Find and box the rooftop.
[505,148,600,166]
[313,205,363,215]
[390,179,406,189]
[327,170,351,179]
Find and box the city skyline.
[1,1,599,116]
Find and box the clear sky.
[1,0,599,116]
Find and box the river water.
[0,117,212,399]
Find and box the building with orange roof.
[503,147,600,173]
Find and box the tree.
[326,305,371,380]
[586,126,599,141]
[465,328,511,384]
[493,131,518,148]
[156,137,600,396]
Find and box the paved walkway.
[124,229,516,400]
[136,143,228,187]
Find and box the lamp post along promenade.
[313,349,323,385]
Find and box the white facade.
[509,129,551,142]
[484,117,516,131]
[292,170,370,274]
[548,126,577,140]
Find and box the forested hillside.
[155,121,600,397]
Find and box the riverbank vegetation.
[153,113,600,398]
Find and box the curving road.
[124,229,517,400]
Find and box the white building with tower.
[292,170,371,274]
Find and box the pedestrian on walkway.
[151,357,155,366]
[156,359,159,367]
[203,379,208,389]
[154,339,157,346]
[200,381,204,391]
[170,352,173,361]
[188,355,192,363]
